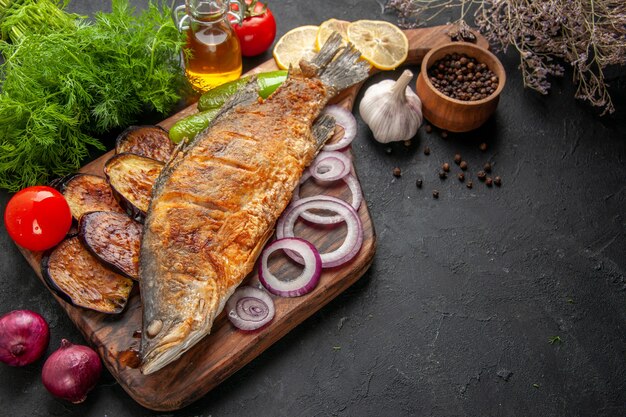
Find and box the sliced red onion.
[276,197,363,268]
[226,286,275,331]
[259,238,322,297]
[321,105,357,151]
[292,171,363,225]
[311,151,352,182]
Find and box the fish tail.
[309,32,371,93]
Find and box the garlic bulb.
[359,69,423,143]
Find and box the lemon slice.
[315,18,350,50]
[273,25,319,70]
[347,20,408,70]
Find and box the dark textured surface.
[1,1,625,416]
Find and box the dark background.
[1,1,625,416]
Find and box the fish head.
[140,316,207,375]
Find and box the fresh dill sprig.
[0,0,187,192]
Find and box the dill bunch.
[386,0,626,115]
[0,0,187,192]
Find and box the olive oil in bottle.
[174,0,244,93]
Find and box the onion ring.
[276,196,363,268]
[226,286,275,330]
[321,105,357,151]
[259,238,322,297]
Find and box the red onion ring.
[259,238,322,297]
[226,286,275,330]
[321,105,357,151]
[276,197,363,268]
[311,151,352,182]
[292,171,363,225]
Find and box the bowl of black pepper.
[416,42,506,132]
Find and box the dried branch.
[386,0,626,114]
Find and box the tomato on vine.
[231,0,276,57]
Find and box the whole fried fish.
[139,33,370,375]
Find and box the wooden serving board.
[17,25,487,411]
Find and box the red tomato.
[4,186,72,251]
[231,0,276,57]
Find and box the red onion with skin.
[0,310,49,366]
[42,339,102,403]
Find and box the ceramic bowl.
[416,42,506,132]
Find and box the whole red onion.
[42,339,102,403]
[0,310,50,366]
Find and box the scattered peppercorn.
[483,162,492,173]
[486,177,493,186]
[441,130,448,139]
[404,140,412,147]
[494,176,502,186]
[466,180,473,189]
[459,160,468,170]
[438,170,447,179]
[424,146,431,155]
[458,172,465,182]
[442,162,450,172]
[454,154,462,164]
[428,53,499,101]
[385,147,392,155]
[479,142,488,151]
[393,167,402,177]
[432,190,439,199]
[416,179,423,188]
[477,170,487,181]
[425,124,432,133]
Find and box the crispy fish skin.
[140,34,370,375]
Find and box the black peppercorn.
[424,146,431,155]
[438,170,447,179]
[442,162,450,172]
[393,167,402,177]
[454,154,462,164]
[486,177,493,187]
[432,190,439,199]
[427,53,499,101]
[459,160,468,170]
[479,142,488,151]
[416,179,423,188]
[494,176,502,186]
[483,162,492,173]
[466,180,473,189]
[425,124,432,133]
[458,173,465,182]
[477,170,487,181]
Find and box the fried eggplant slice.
[79,211,142,280]
[104,153,164,222]
[41,236,134,314]
[59,173,126,221]
[115,125,174,162]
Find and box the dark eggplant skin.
[78,211,142,280]
[104,153,163,223]
[41,236,134,314]
[115,125,174,162]
[59,173,126,221]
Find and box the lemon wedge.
[315,18,350,50]
[273,25,319,70]
[347,20,408,70]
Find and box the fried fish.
[139,33,370,375]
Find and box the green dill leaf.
[0,0,187,191]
